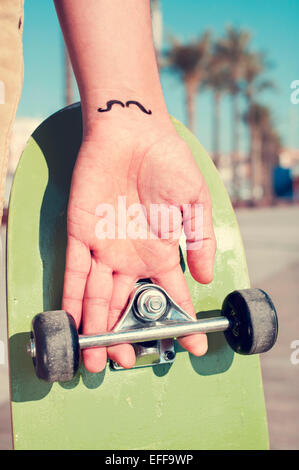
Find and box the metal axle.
[27,315,229,358]
[26,282,231,360]
[78,316,229,350]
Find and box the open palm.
[62,117,216,372]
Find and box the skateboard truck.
[27,284,278,383]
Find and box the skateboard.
[7,103,278,450]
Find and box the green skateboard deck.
[7,104,269,450]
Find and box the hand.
[62,112,216,373]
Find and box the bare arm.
[54,0,169,134]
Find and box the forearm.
[54,0,168,134]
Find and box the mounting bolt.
[136,288,167,321]
[144,295,163,313]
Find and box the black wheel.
[31,310,80,382]
[222,288,278,355]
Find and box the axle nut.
[136,288,167,321]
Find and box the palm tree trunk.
[262,142,273,204]
[250,125,263,201]
[212,91,221,168]
[262,136,279,204]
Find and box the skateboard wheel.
[31,310,80,382]
[222,288,278,355]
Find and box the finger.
[183,197,217,284]
[82,258,113,373]
[152,266,208,357]
[62,235,91,328]
[107,273,136,369]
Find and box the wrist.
[80,87,173,139]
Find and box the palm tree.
[261,127,281,203]
[244,103,280,202]
[214,27,251,198]
[244,103,269,199]
[242,51,275,200]
[164,32,211,133]
[203,61,231,168]
[242,51,274,103]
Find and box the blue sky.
[17,0,299,153]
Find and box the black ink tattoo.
[97,100,125,112]
[125,100,152,114]
[97,100,152,115]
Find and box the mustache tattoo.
[97,100,125,112]
[98,100,152,115]
[126,100,152,114]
